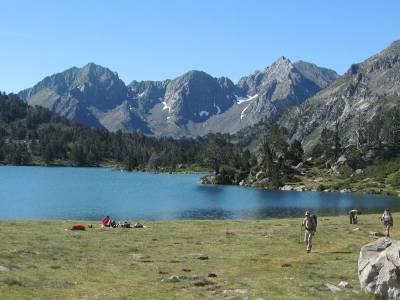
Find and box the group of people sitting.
[101,216,143,228]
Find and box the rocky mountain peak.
[265,56,295,82]
[163,70,236,124]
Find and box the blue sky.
[1,0,399,92]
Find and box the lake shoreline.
[1,162,399,198]
[200,174,400,198]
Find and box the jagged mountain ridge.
[19,58,338,137]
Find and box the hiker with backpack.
[302,211,317,253]
[381,209,393,237]
[349,209,361,224]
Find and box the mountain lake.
[0,166,399,220]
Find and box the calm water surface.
[0,166,399,220]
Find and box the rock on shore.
[358,237,400,299]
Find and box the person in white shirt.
[302,211,316,253]
[381,209,393,237]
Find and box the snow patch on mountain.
[237,94,258,104]
[241,103,252,120]
[199,111,209,117]
[162,101,171,112]
[214,103,221,114]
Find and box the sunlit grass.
[0,214,391,299]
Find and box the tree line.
[0,93,204,170]
[2,92,400,188]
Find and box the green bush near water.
[388,171,400,188]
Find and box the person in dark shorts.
[381,209,393,237]
[349,209,361,224]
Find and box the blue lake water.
[0,166,399,220]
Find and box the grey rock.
[193,278,213,286]
[337,155,347,164]
[0,265,10,272]
[167,275,186,282]
[295,162,304,169]
[358,237,400,299]
[280,185,293,191]
[369,231,385,237]
[355,169,363,175]
[256,171,265,180]
[14,248,37,254]
[338,281,352,288]
[294,186,305,192]
[130,253,152,262]
[325,283,342,293]
[363,150,376,162]
[186,254,209,260]
[330,165,339,173]
[223,288,249,299]
[200,175,216,185]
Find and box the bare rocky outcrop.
[358,237,400,299]
[280,40,400,151]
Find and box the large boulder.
[199,175,216,184]
[358,238,400,299]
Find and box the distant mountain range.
[18,40,400,148]
[18,58,338,137]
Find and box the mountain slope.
[293,60,339,89]
[279,40,400,150]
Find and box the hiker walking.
[381,209,393,237]
[302,211,317,253]
[349,209,361,224]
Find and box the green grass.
[0,215,394,299]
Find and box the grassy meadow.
[0,214,394,299]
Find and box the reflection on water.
[0,166,399,220]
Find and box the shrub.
[387,171,400,188]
